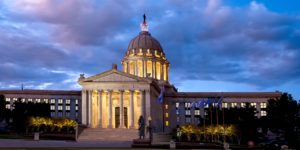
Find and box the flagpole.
[162,100,164,132]
[223,104,225,144]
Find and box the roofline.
[0,89,81,96]
[165,92,282,98]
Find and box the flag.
[206,98,213,107]
[217,96,223,110]
[191,101,196,108]
[199,99,207,108]
[157,86,164,104]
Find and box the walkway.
[0,139,132,148]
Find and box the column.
[129,90,134,128]
[81,90,87,125]
[108,90,112,128]
[140,90,145,118]
[88,90,92,127]
[127,62,129,73]
[145,60,148,77]
[119,90,125,128]
[142,60,145,77]
[98,90,102,128]
[145,90,151,126]
[86,90,89,126]
[135,60,138,76]
[160,62,163,80]
[153,61,156,78]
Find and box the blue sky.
[0,0,299,100]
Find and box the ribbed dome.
[127,31,163,52]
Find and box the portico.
[78,65,151,129]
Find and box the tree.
[266,93,299,148]
[0,95,5,122]
[12,98,51,132]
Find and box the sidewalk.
[0,139,132,148]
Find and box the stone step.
[152,133,171,145]
[78,128,139,141]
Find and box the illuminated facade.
[0,16,282,134]
[77,16,281,132]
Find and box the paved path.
[0,139,132,148]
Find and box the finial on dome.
[143,14,146,23]
[140,14,148,32]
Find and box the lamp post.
[148,116,152,141]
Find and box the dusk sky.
[0,0,300,100]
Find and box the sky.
[0,0,300,100]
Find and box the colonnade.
[81,89,147,129]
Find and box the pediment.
[93,72,137,82]
[82,70,146,83]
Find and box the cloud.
[0,0,299,98]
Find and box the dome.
[127,31,163,53]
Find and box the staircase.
[78,128,138,141]
[152,132,171,145]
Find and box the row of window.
[176,110,267,123]
[176,102,267,109]
[5,98,78,105]
[50,105,78,111]
[50,112,79,118]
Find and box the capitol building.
[0,16,281,133]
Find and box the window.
[176,110,179,115]
[44,99,48,103]
[222,103,228,108]
[58,112,63,117]
[185,117,191,123]
[185,110,191,115]
[35,99,41,103]
[58,99,63,104]
[50,105,55,110]
[241,103,246,108]
[75,112,78,118]
[185,102,191,108]
[176,102,179,108]
[66,99,71,104]
[50,99,55,104]
[165,104,168,109]
[261,111,267,116]
[75,106,78,111]
[66,106,70,111]
[28,99,32,102]
[58,106,63,111]
[176,117,180,122]
[165,121,169,127]
[75,99,78,105]
[260,102,267,108]
[194,110,200,116]
[5,98,10,102]
[21,98,25,103]
[231,103,237,108]
[13,98,18,101]
[6,104,10,109]
[165,113,168,118]
[51,112,56,117]
[251,103,257,108]
[66,112,70,117]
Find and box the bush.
[29,117,77,133]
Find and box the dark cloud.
[0,0,299,98]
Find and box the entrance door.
[115,107,128,128]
